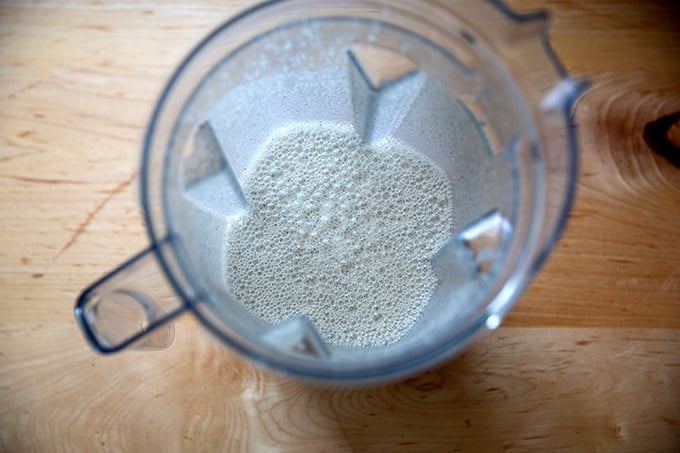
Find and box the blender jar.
[75,0,587,383]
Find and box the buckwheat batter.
[225,122,453,347]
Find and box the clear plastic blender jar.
[75,0,587,383]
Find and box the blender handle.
[75,244,187,353]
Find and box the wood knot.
[404,370,445,392]
[643,111,680,168]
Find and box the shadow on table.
[273,341,604,452]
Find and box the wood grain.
[2,318,679,452]
[507,72,680,328]
[1,0,679,451]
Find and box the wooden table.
[1,1,679,451]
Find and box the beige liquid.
[225,122,453,347]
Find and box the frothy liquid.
[225,122,453,347]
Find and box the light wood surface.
[1,1,679,451]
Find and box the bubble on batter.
[225,122,453,347]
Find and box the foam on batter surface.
[225,122,453,347]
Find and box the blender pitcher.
[75,0,587,383]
